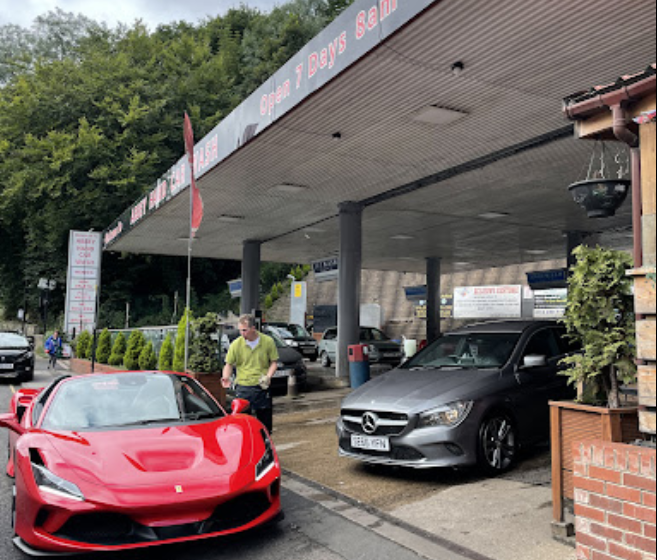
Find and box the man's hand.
[221,376,232,389]
[259,375,271,390]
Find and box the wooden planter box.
[190,372,226,407]
[549,401,640,530]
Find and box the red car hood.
[45,416,255,489]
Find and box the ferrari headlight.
[32,463,85,501]
[417,401,473,429]
[255,429,275,480]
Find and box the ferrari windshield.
[41,372,224,431]
[402,332,521,369]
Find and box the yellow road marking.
[10,384,16,394]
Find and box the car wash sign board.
[453,285,522,319]
[64,231,102,335]
[103,0,438,251]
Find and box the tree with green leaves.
[189,313,221,373]
[0,1,343,327]
[138,340,157,370]
[123,330,146,370]
[108,331,127,366]
[158,333,174,370]
[560,245,636,408]
[95,328,112,363]
[172,309,192,372]
[74,330,92,359]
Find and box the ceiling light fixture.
[271,183,309,194]
[451,61,465,76]
[390,234,415,240]
[478,211,510,220]
[525,249,548,255]
[413,105,467,125]
[217,215,245,223]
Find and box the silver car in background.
[318,326,403,368]
[336,321,576,474]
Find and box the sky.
[0,0,282,29]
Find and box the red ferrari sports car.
[0,371,282,555]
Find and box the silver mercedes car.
[336,320,577,474]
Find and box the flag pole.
[183,113,194,373]
[182,112,204,373]
[184,180,192,373]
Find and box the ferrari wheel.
[477,412,516,475]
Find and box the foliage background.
[0,1,352,329]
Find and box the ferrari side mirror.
[231,398,250,415]
[0,413,26,435]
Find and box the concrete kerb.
[283,469,497,560]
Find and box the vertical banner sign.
[64,231,102,335]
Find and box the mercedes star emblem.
[361,411,379,435]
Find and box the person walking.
[45,330,62,370]
[221,314,278,433]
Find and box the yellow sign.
[294,283,303,298]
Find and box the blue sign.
[526,269,568,290]
[404,285,427,302]
[227,279,242,299]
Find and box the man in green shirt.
[222,314,278,432]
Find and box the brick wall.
[69,358,124,374]
[573,440,656,560]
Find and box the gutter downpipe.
[611,102,642,268]
[564,75,656,268]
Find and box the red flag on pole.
[183,112,204,237]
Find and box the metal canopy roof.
[104,0,656,274]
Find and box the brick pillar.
[573,440,656,560]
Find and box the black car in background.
[0,331,35,383]
[263,322,319,361]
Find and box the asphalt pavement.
[270,362,577,560]
[0,358,576,560]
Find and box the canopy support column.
[337,202,363,380]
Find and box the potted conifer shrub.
[188,313,225,406]
[550,245,641,535]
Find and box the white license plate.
[273,368,294,378]
[383,353,400,358]
[0,364,14,370]
[351,434,390,451]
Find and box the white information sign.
[453,285,522,319]
[533,288,568,319]
[64,231,102,335]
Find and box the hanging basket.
[568,178,630,218]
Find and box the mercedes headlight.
[286,340,299,347]
[255,429,275,480]
[417,401,473,429]
[32,463,85,501]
